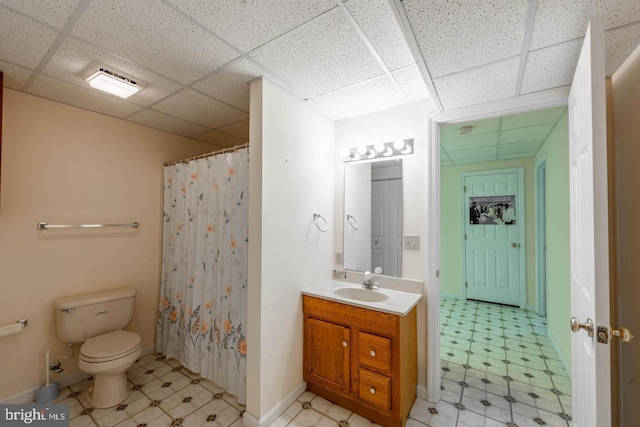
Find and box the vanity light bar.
[341,139,413,163]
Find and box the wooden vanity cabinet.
[303,295,417,427]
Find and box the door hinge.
[465,234,467,240]
[463,186,467,193]
[465,282,468,288]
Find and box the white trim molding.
[425,87,570,406]
[243,381,307,427]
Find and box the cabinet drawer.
[358,369,391,411]
[358,332,392,373]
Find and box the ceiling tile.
[521,39,583,95]
[448,146,497,161]
[392,64,429,102]
[442,133,499,152]
[250,8,383,98]
[0,60,33,89]
[434,57,521,110]
[529,0,595,50]
[605,22,640,76]
[603,0,640,31]
[193,58,262,112]
[0,6,59,69]
[501,124,554,143]
[452,156,498,165]
[499,152,537,160]
[0,0,82,29]
[127,109,209,137]
[216,119,249,140]
[345,0,415,71]
[501,106,567,130]
[441,118,501,140]
[42,38,183,107]
[499,140,543,154]
[152,88,248,129]
[27,74,143,118]
[167,0,336,53]
[404,0,529,78]
[71,0,240,84]
[194,129,247,148]
[312,75,406,120]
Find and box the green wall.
[534,112,571,372]
[440,158,537,307]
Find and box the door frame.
[424,86,570,402]
[535,159,547,316]
[460,168,526,308]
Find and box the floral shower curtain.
[157,148,249,404]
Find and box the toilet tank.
[55,288,137,344]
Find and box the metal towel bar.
[37,222,139,230]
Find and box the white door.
[464,170,522,306]
[371,179,402,276]
[568,21,611,426]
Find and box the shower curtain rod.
[163,142,249,166]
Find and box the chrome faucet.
[362,271,380,290]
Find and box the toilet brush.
[35,348,59,403]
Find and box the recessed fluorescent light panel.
[342,139,414,162]
[86,68,141,99]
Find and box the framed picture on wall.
[469,195,516,225]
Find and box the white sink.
[302,280,421,316]
[334,287,389,303]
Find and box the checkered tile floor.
[57,297,571,427]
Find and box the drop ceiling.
[0,0,638,149]
[440,106,567,166]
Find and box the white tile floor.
[57,297,571,427]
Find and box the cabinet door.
[305,317,350,393]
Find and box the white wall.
[246,79,335,422]
[334,100,436,395]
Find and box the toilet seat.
[80,330,142,363]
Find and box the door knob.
[570,317,594,337]
[511,242,520,248]
[612,326,634,343]
[342,341,348,347]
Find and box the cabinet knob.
[342,341,348,347]
[370,350,376,357]
[369,387,376,395]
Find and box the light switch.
[404,235,420,250]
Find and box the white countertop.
[302,280,421,316]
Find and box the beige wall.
[610,44,640,427]
[0,90,212,401]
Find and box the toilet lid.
[81,330,141,360]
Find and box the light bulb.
[374,142,385,153]
[401,145,412,154]
[357,145,368,155]
[393,139,405,150]
[383,147,393,156]
[341,148,353,158]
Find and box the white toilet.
[55,288,143,408]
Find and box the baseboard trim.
[243,381,307,427]
[440,292,463,300]
[547,330,571,377]
[416,384,427,401]
[0,343,157,404]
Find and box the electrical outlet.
[333,269,347,279]
[335,252,343,264]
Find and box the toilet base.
[85,372,129,408]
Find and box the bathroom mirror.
[343,159,402,277]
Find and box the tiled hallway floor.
[59,297,571,427]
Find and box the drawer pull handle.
[370,350,376,357]
[342,341,348,347]
[369,387,376,394]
